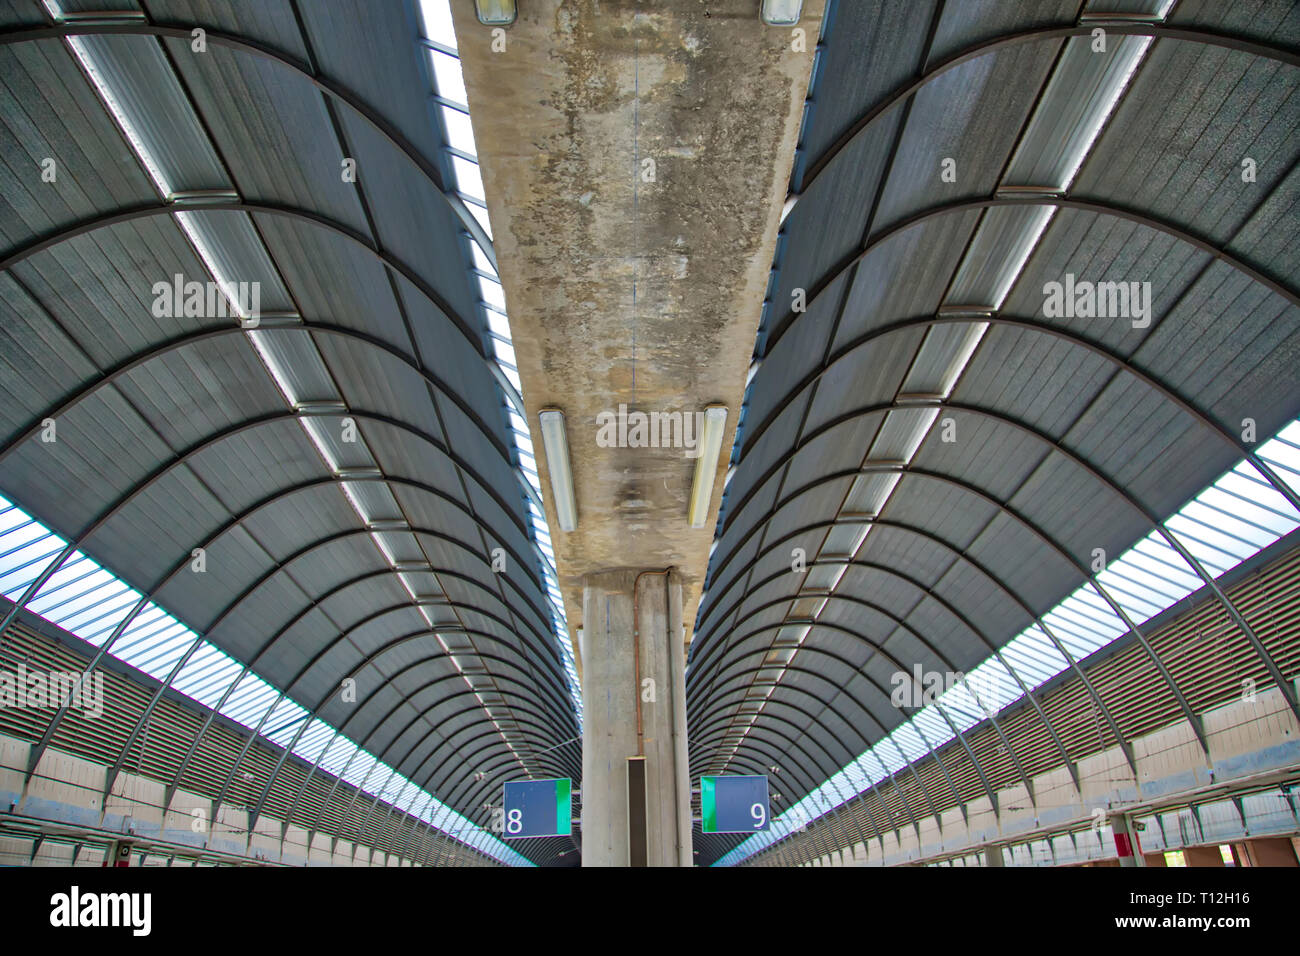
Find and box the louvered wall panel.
[0,617,494,866]
[750,542,1300,863]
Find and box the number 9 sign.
[701,775,771,833]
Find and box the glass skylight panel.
[1043,613,1105,660]
[1164,521,1240,575]
[314,736,350,775]
[902,323,989,397]
[1169,512,1263,563]
[22,558,100,608]
[870,408,939,462]
[1011,626,1071,679]
[245,329,339,405]
[892,722,929,761]
[470,240,497,276]
[946,206,1055,309]
[173,211,292,309]
[264,699,307,743]
[1100,559,1183,607]
[936,686,981,727]
[340,479,402,523]
[802,563,846,592]
[172,646,239,700]
[110,613,174,658]
[0,546,58,596]
[301,425,375,478]
[788,594,827,618]
[480,275,506,310]
[821,521,869,558]
[427,48,468,106]
[1130,536,1197,580]
[56,583,135,634]
[120,629,193,675]
[417,0,457,47]
[485,309,512,339]
[0,511,39,541]
[1003,36,1151,192]
[52,31,227,195]
[452,155,487,202]
[969,658,1018,714]
[441,105,478,155]
[494,339,518,368]
[296,722,335,763]
[223,675,278,724]
[1051,597,1122,644]
[1204,483,1291,530]
[466,202,494,239]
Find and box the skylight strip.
[413,3,581,725]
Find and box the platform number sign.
[701,775,770,834]
[502,778,572,839]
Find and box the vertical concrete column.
[983,845,1005,867]
[1111,813,1146,867]
[580,569,691,867]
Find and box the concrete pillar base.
[580,569,691,866]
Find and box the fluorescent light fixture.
[688,405,729,529]
[167,188,240,205]
[293,400,348,415]
[761,0,803,26]
[393,561,432,572]
[474,0,517,25]
[538,409,577,532]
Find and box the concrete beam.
[454,1,824,667]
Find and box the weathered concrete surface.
[579,569,690,865]
[454,1,823,668]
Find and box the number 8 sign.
[502,778,572,839]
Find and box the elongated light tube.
[761,0,803,26]
[538,409,577,532]
[689,405,729,529]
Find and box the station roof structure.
[0,0,1297,869]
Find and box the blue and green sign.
[701,775,770,833]
[503,778,571,838]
